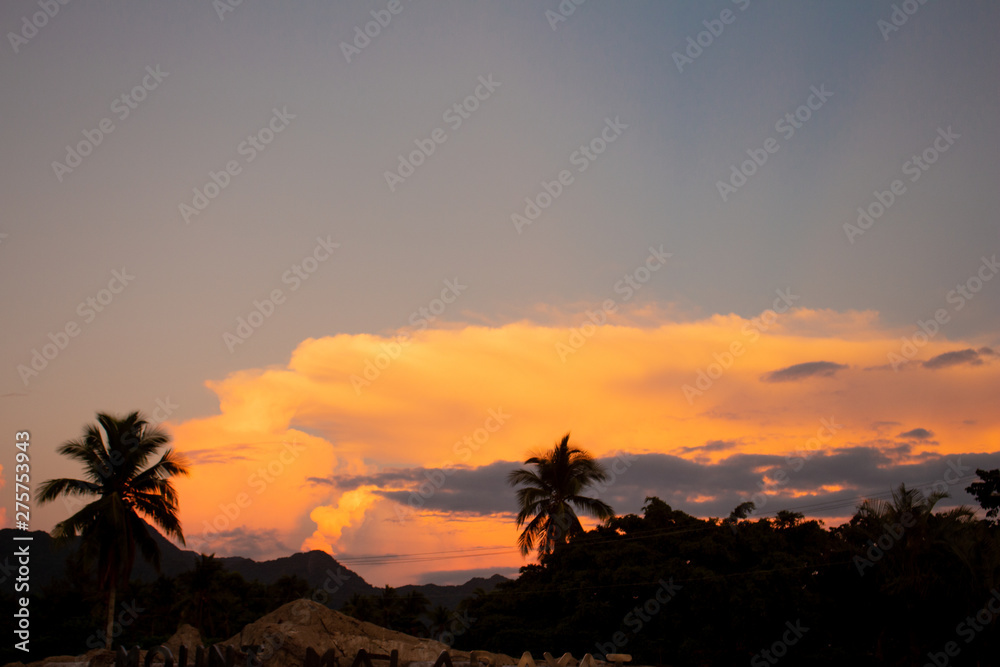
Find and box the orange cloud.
[167,306,1000,582]
[303,485,380,554]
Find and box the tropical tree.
[838,484,980,662]
[342,592,376,623]
[400,589,430,636]
[428,604,452,640]
[375,585,401,629]
[967,468,1000,524]
[507,434,614,558]
[177,554,234,639]
[37,411,190,649]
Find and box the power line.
[319,476,983,568]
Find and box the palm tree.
[842,484,979,662]
[400,589,430,636]
[375,585,401,629]
[507,434,614,558]
[37,411,190,649]
[428,604,452,640]
[342,592,376,622]
[178,554,229,639]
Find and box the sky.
[1,1,999,586]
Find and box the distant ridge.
[0,527,508,609]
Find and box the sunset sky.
[2,1,999,586]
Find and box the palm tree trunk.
[105,578,117,650]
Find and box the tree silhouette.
[507,434,614,558]
[839,484,979,662]
[400,589,430,636]
[375,585,401,629]
[37,411,189,649]
[342,592,376,623]
[178,554,228,639]
[967,468,1000,523]
[428,604,452,640]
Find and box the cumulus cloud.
[302,486,381,554]
[761,361,848,383]
[163,309,1000,581]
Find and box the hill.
[0,527,507,610]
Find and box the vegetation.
[342,586,436,636]
[507,434,615,557]
[37,411,190,649]
[0,563,315,659]
[967,468,1000,523]
[18,415,999,665]
[453,479,1000,665]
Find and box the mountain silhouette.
[0,527,507,610]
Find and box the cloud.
[317,449,992,523]
[677,440,739,455]
[761,361,848,383]
[375,461,522,516]
[164,308,1000,582]
[188,526,292,560]
[302,486,380,554]
[898,428,934,440]
[922,348,997,369]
